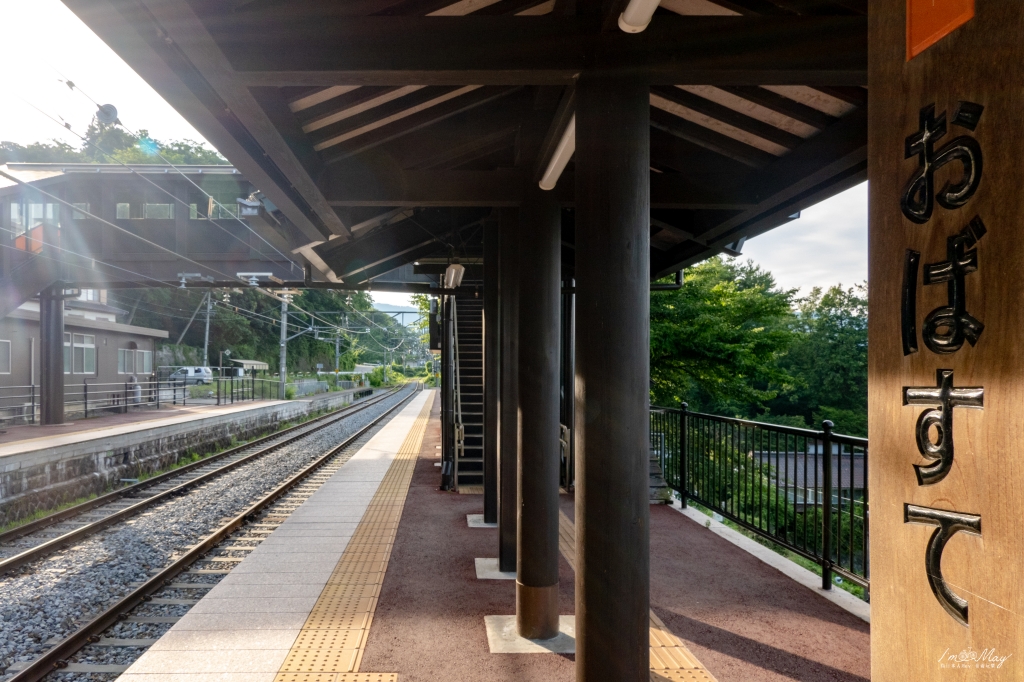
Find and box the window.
[189,203,199,220]
[118,348,134,374]
[10,204,23,231]
[64,333,71,374]
[73,335,96,374]
[116,203,130,219]
[143,203,174,219]
[0,340,10,374]
[72,203,90,219]
[118,348,152,374]
[80,289,99,302]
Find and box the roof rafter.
[208,15,866,86]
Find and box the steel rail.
[0,388,400,575]
[6,384,421,682]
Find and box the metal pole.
[39,284,65,425]
[202,292,212,367]
[515,187,562,639]
[83,381,88,419]
[498,208,520,573]
[680,403,689,508]
[574,72,650,681]
[821,419,834,590]
[483,218,500,525]
[279,298,288,399]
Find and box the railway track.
[0,387,400,576]
[1,383,421,682]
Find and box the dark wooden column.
[483,219,500,524]
[574,73,651,680]
[515,188,561,639]
[498,208,519,572]
[39,282,65,426]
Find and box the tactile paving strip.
[558,511,719,682]
[275,397,432,682]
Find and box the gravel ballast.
[0,387,414,679]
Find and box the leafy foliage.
[650,257,796,415]
[1,121,227,166]
[651,258,868,437]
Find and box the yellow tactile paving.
[276,397,432,681]
[558,511,718,682]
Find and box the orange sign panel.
[907,0,975,60]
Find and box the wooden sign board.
[870,1,1023,679]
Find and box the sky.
[0,0,868,308]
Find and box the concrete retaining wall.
[0,388,376,526]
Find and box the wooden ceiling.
[63,0,866,285]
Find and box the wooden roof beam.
[211,16,867,86]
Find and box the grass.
[0,400,353,534]
[0,492,101,534]
[685,498,868,601]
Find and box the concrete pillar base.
[516,582,560,640]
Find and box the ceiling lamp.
[444,262,466,289]
[618,0,660,32]
[538,114,575,191]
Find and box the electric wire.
[33,71,302,272]
[17,97,298,270]
[0,168,350,336]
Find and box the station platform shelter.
[115,389,868,682]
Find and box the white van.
[169,367,213,385]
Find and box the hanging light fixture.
[444,261,465,289]
[617,0,660,32]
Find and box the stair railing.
[452,297,465,491]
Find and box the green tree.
[766,284,868,435]
[650,257,796,415]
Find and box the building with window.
[0,289,166,389]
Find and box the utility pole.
[202,292,211,367]
[334,334,340,372]
[279,296,288,399]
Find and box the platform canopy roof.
[64,0,866,285]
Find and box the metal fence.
[651,405,869,594]
[0,377,283,425]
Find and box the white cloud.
[0,0,211,148]
[739,182,867,295]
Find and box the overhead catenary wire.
[17,97,299,271]
[29,72,301,272]
[0,168,348,336]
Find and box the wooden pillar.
[39,282,64,426]
[498,208,520,572]
[515,188,561,639]
[870,1,1024,678]
[574,73,650,681]
[483,219,500,524]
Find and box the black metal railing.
[0,377,283,425]
[651,404,869,594]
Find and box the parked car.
[169,367,213,385]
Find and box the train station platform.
[0,387,379,525]
[115,388,870,682]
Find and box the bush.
[285,385,296,400]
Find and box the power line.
[18,97,299,270]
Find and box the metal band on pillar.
[498,208,520,572]
[574,73,651,680]
[515,188,562,640]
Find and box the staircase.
[453,295,484,488]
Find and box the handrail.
[650,403,870,597]
[452,297,465,490]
